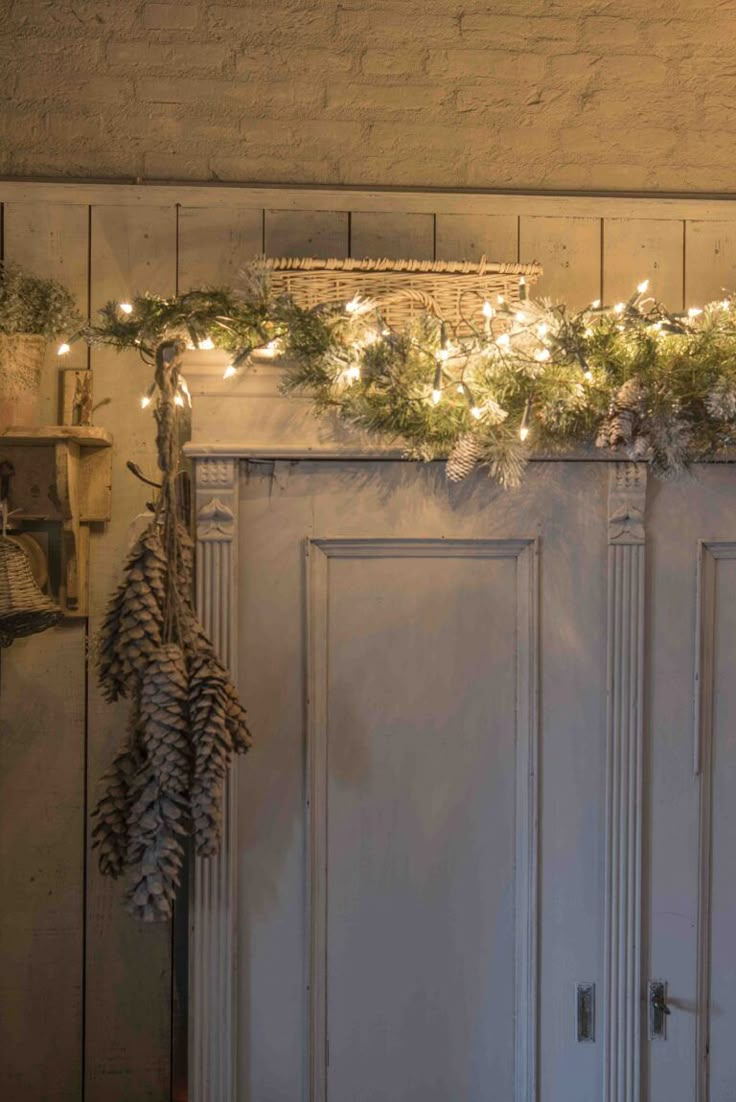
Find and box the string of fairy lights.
[55,269,736,484]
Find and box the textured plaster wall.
[1,0,735,192]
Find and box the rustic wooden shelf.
[0,424,112,448]
[0,424,113,617]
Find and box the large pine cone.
[139,643,191,795]
[91,737,143,879]
[125,765,188,922]
[97,525,167,701]
[189,652,252,856]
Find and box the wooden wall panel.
[603,218,685,310]
[350,211,434,260]
[3,202,90,423]
[84,204,178,1102]
[685,221,736,307]
[519,216,601,308]
[434,213,518,263]
[0,626,86,1102]
[264,210,349,258]
[178,207,264,290]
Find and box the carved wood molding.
[307,538,539,1102]
[603,462,648,1102]
[190,456,239,1102]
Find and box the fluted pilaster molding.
[603,462,647,1102]
[190,457,239,1102]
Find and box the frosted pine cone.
[139,643,191,795]
[98,525,167,701]
[447,432,482,482]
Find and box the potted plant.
[0,263,81,427]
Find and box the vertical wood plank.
[685,221,736,308]
[264,211,349,259]
[85,204,177,1102]
[519,215,602,308]
[603,218,684,310]
[3,203,90,422]
[435,213,519,263]
[350,211,434,260]
[0,624,86,1102]
[178,207,264,290]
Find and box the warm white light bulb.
[688,306,703,318]
[438,348,450,362]
[347,365,361,381]
[722,299,731,310]
[57,342,71,356]
[345,295,362,314]
[614,302,625,314]
[198,337,215,350]
[431,388,442,405]
[496,333,510,348]
[536,323,549,337]
[482,300,495,318]
[470,405,482,420]
[515,310,527,322]
[140,395,151,409]
[497,294,505,306]
[174,393,185,407]
[584,369,594,382]
[519,425,530,442]
[637,280,650,295]
[223,364,237,379]
[119,302,133,314]
[591,299,601,309]
[535,347,551,362]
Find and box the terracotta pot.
[0,334,48,428]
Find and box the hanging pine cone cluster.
[92,340,252,922]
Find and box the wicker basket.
[0,536,61,646]
[265,256,542,335]
[0,334,47,428]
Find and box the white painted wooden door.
[236,459,608,1102]
[644,468,736,1102]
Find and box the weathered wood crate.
[265,256,542,334]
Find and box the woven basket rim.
[264,255,542,277]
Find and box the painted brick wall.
[1,1,734,195]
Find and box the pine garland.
[79,266,736,486]
[92,339,252,922]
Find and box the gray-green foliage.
[0,263,81,338]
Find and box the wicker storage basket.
[0,334,47,428]
[265,256,542,335]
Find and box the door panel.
[310,541,534,1101]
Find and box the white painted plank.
[264,210,349,259]
[685,221,736,307]
[85,203,177,1102]
[519,216,601,308]
[178,206,264,290]
[8,180,736,224]
[350,211,434,260]
[3,202,89,422]
[0,624,86,1102]
[603,218,684,310]
[435,212,519,263]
